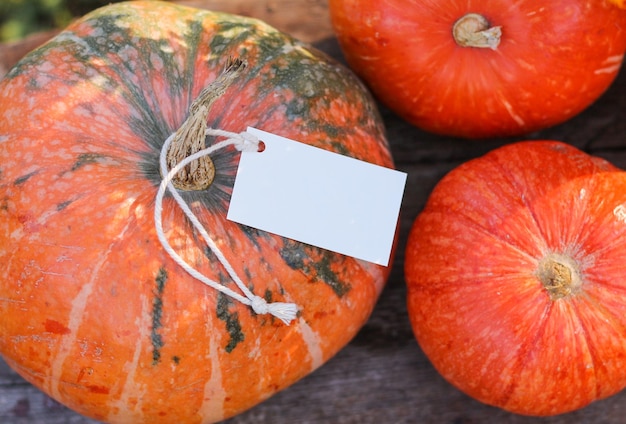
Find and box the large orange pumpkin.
[0,2,394,422]
[405,141,626,415]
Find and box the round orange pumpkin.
[405,141,626,415]
[0,2,394,422]
[329,0,626,138]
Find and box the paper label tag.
[227,127,406,266]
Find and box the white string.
[154,128,298,325]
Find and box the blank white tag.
[227,127,406,266]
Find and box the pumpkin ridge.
[60,15,192,157]
[497,300,553,410]
[426,207,538,273]
[559,176,626,262]
[487,143,620,256]
[69,25,172,134]
[419,165,540,272]
[485,152,549,252]
[46,214,138,401]
[569,300,601,400]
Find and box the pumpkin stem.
[166,58,247,191]
[452,13,502,50]
[536,253,583,300]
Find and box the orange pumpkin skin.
[329,0,626,138]
[405,141,626,415]
[0,2,394,423]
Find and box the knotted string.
[154,128,298,325]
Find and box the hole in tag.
[257,141,266,153]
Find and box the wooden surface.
[2,0,626,422]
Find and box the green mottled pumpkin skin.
[0,2,394,423]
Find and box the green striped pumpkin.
[0,2,394,422]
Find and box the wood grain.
[3,0,626,423]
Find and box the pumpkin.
[328,0,626,138]
[405,141,626,415]
[0,2,395,423]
